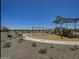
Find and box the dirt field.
[28,33,79,41]
[1,31,79,59]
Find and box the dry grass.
[28,33,79,41]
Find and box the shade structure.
[53,16,79,24]
[53,16,79,38]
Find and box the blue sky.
[1,0,79,29]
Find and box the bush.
[7,35,12,38]
[20,38,24,41]
[38,48,47,54]
[75,47,78,49]
[19,40,22,43]
[32,42,37,47]
[50,46,54,48]
[49,57,53,59]
[74,46,78,49]
[70,46,78,51]
[18,34,22,37]
[3,42,11,48]
[70,48,75,51]
[19,38,24,43]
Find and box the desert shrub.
[70,48,75,51]
[75,47,78,49]
[19,40,22,43]
[50,46,54,48]
[18,34,22,37]
[7,35,12,38]
[20,38,24,41]
[70,46,78,51]
[32,42,37,47]
[3,42,11,48]
[38,48,47,54]
[74,46,78,49]
[19,38,24,43]
[49,57,53,59]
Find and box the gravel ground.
[1,31,79,59]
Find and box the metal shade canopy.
[53,16,79,24]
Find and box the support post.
[61,23,63,39]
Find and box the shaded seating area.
[53,16,79,38]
